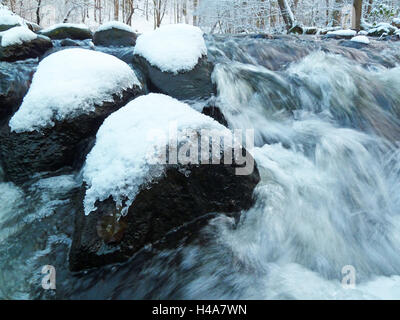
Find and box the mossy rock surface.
[40,26,93,40]
[0,23,20,32]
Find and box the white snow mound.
[97,21,134,33]
[351,35,370,44]
[1,26,37,46]
[83,93,231,215]
[41,23,90,34]
[0,6,23,26]
[134,24,207,74]
[327,29,357,37]
[9,48,140,132]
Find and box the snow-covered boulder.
[0,26,52,62]
[303,26,318,35]
[326,29,357,39]
[69,93,260,271]
[133,24,215,100]
[1,25,37,46]
[368,23,398,37]
[93,21,137,47]
[39,23,93,40]
[392,18,400,29]
[0,6,23,31]
[0,48,143,183]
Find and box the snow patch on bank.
[351,35,370,44]
[97,21,134,33]
[1,26,37,46]
[83,93,229,215]
[9,48,140,132]
[134,24,207,74]
[327,29,357,37]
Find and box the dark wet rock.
[93,27,137,47]
[249,34,274,39]
[0,60,36,126]
[0,35,52,62]
[339,39,369,49]
[133,54,215,100]
[304,27,318,35]
[25,21,41,32]
[0,86,143,185]
[289,25,304,35]
[202,105,228,127]
[40,25,93,40]
[69,153,260,271]
[59,39,82,47]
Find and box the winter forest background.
[2,0,400,34]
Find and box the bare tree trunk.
[352,0,363,30]
[193,0,198,26]
[114,0,119,20]
[367,0,373,15]
[9,0,16,12]
[332,0,342,26]
[126,0,134,25]
[256,0,266,29]
[99,0,102,24]
[277,0,295,30]
[326,0,330,25]
[35,0,41,25]
[183,0,188,24]
[176,1,180,23]
[153,0,165,28]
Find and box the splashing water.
[1,36,400,299]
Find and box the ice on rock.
[83,93,232,215]
[1,26,37,46]
[134,24,207,74]
[9,48,140,132]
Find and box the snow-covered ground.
[134,24,207,73]
[0,26,37,46]
[9,48,140,132]
[83,93,230,216]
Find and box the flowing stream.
[1,36,400,299]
